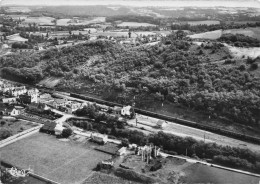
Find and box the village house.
[0,83,14,92]
[64,101,82,114]
[46,98,68,109]
[121,105,133,117]
[0,105,23,116]
[1,97,17,104]
[38,93,54,103]
[19,92,38,104]
[91,133,108,144]
[114,106,122,115]
[9,86,27,97]
[27,88,39,96]
[117,147,127,156]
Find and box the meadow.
[117,22,157,27]
[0,133,111,184]
[21,16,55,26]
[178,20,220,25]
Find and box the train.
[70,92,260,145]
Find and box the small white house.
[121,105,132,116]
[91,133,108,144]
[54,124,65,136]
[117,147,127,156]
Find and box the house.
[91,133,108,144]
[1,97,17,104]
[46,98,67,109]
[38,93,54,103]
[9,86,27,97]
[156,120,166,128]
[54,123,65,136]
[19,93,38,104]
[65,101,82,114]
[0,106,23,116]
[117,147,127,156]
[114,106,122,115]
[121,106,132,117]
[0,83,14,92]
[40,121,56,134]
[27,88,39,96]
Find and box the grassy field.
[177,20,220,25]
[188,30,223,39]
[122,156,260,184]
[189,28,260,40]
[117,22,157,27]
[0,119,36,141]
[83,172,141,184]
[0,133,111,184]
[38,77,62,88]
[21,16,55,26]
[223,28,260,40]
[56,17,105,26]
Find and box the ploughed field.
[0,133,111,184]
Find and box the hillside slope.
[1,38,260,134]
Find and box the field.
[121,156,260,184]
[38,77,61,88]
[21,16,55,26]
[56,17,105,26]
[188,30,223,39]
[0,133,111,184]
[177,20,220,25]
[83,172,141,184]
[224,43,260,59]
[117,22,157,27]
[0,119,36,141]
[189,28,260,40]
[223,28,260,40]
[5,7,31,13]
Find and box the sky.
[0,0,260,8]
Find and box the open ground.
[0,133,112,184]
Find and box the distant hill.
[1,0,260,7]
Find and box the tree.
[62,128,73,138]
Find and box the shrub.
[62,128,73,138]
[0,128,12,139]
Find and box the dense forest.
[0,37,260,128]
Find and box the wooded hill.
[1,37,259,129]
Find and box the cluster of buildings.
[0,80,39,116]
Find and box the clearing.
[117,22,157,27]
[188,30,223,40]
[0,133,111,184]
[38,77,62,88]
[176,20,220,26]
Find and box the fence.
[0,125,42,146]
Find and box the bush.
[0,128,12,139]
[251,63,258,70]
[1,121,6,126]
[62,128,73,138]
[121,138,130,147]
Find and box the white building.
[121,105,132,116]
[91,133,108,144]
